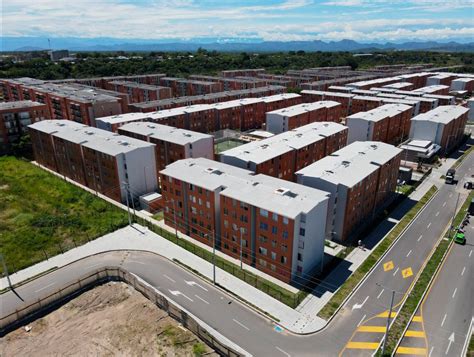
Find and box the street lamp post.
[205,231,216,284]
[448,192,461,238]
[240,228,243,270]
[123,181,132,226]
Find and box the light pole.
[165,198,178,241]
[239,228,244,270]
[205,231,216,284]
[448,192,461,238]
[376,282,402,356]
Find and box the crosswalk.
[395,315,427,356]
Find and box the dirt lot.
[1,282,217,357]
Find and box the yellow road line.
[346,342,379,350]
[412,316,423,322]
[377,311,397,318]
[405,330,426,338]
[396,346,427,355]
[357,325,386,333]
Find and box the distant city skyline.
[2,0,474,43]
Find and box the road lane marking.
[429,346,435,357]
[449,193,453,198]
[232,319,250,331]
[378,311,397,318]
[185,280,208,291]
[469,250,472,257]
[128,260,146,265]
[441,313,447,327]
[357,314,366,327]
[383,261,394,271]
[413,316,423,322]
[405,330,425,338]
[445,332,455,355]
[452,288,457,298]
[163,274,176,283]
[194,294,209,305]
[427,222,432,229]
[417,234,423,242]
[377,289,384,299]
[402,267,413,279]
[352,296,369,310]
[443,201,447,207]
[393,267,400,276]
[396,347,427,355]
[35,282,55,293]
[461,266,466,276]
[357,325,386,333]
[435,211,440,216]
[406,250,412,258]
[346,342,379,350]
[168,289,193,302]
[275,346,291,357]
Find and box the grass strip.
[382,190,473,355]
[318,185,438,320]
[452,143,473,169]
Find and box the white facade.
[468,98,474,121]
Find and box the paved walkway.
[1,155,461,333]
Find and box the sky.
[2,0,474,43]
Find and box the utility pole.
[381,289,396,355]
[212,231,216,284]
[123,182,132,226]
[172,199,178,241]
[449,192,461,238]
[0,253,12,289]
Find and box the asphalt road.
[1,152,473,356]
[395,208,473,357]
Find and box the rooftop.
[296,141,402,187]
[347,103,412,122]
[0,100,46,111]
[221,122,347,164]
[118,121,213,145]
[160,157,329,218]
[411,105,469,124]
[267,101,340,117]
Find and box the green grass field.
[0,156,128,274]
[215,139,245,154]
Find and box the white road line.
[393,267,400,276]
[406,250,412,258]
[357,314,367,327]
[35,282,55,293]
[469,250,473,258]
[276,346,291,357]
[452,288,457,299]
[418,234,423,242]
[443,201,447,207]
[461,267,466,276]
[449,193,453,198]
[232,319,250,331]
[441,313,447,327]
[427,222,432,229]
[352,296,369,310]
[163,274,176,283]
[435,211,440,217]
[195,294,210,305]
[429,346,435,357]
[377,289,384,299]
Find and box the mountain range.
[2,37,474,53]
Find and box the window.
[281,256,287,264]
[282,231,288,239]
[259,247,267,255]
[198,198,202,205]
[260,208,269,218]
[298,253,303,262]
[272,226,278,235]
[297,266,303,273]
[232,223,238,231]
[224,220,229,228]
[271,240,277,248]
[189,184,194,191]
[299,228,306,236]
[223,208,228,215]
[271,252,277,261]
[242,239,247,247]
[206,201,210,208]
[272,213,278,221]
[281,244,288,253]
[260,222,268,231]
[300,214,306,223]
[240,215,248,223]
[299,241,304,249]
[259,259,267,267]
[191,207,197,214]
[259,235,268,243]
[283,217,289,225]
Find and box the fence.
[134,215,305,308]
[0,267,245,357]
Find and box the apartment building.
[220,122,348,181]
[412,85,450,96]
[159,77,223,97]
[128,85,286,112]
[160,158,329,283]
[29,120,158,203]
[451,78,474,94]
[262,93,302,112]
[296,141,402,242]
[0,100,49,153]
[426,74,455,87]
[266,101,342,133]
[346,104,413,145]
[300,90,354,116]
[105,80,172,103]
[221,68,266,78]
[409,105,469,153]
[189,75,268,90]
[118,121,214,180]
